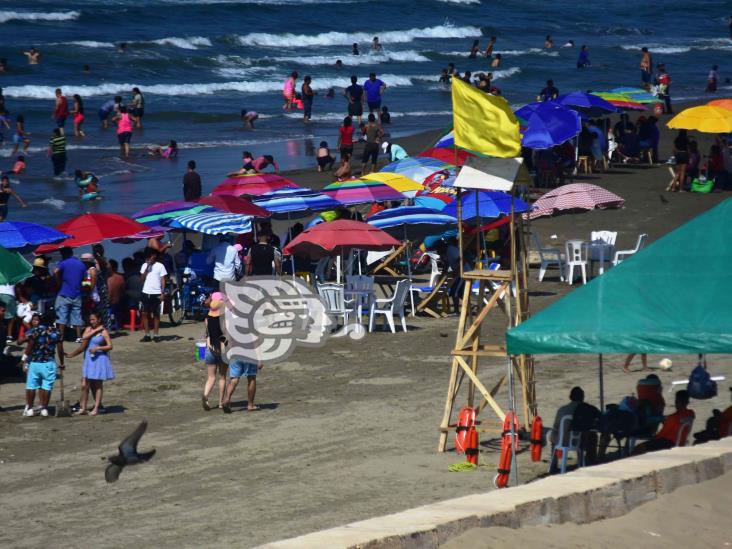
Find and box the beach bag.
[687,357,717,400]
[691,177,713,194]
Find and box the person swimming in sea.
[241,109,259,129]
[380,106,391,124]
[562,39,575,48]
[544,35,554,49]
[469,40,480,59]
[75,170,101,199]
[372,37,382,53]
[335,59,343,70]
[148,140,178,158]
[484,36,496,58]
[118,43,127,54]
[22,47,40,64]
[491,54,502,68]
[352,43,360,55]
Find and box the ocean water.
[0,0,730,225]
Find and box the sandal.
[222,402,232,414]
[73,410,88,416]
[201,394,211,411]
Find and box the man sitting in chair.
[550,386,600,472]
[632,390,694,455]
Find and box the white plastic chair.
[589,230,617,274]
[410,253,441,314]
[369,279,410,333]
[316,283,355,333]
[612,233,648,266]
[345,274,374,322]
[533,234,565,282]
[565,240,588,285]
[548,415,584,474]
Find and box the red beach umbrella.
[35,213,150,253]
[197,194,271,217]
[282,219,400,259]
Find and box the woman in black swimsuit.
[0,175,27,220]
[669,129,689,192]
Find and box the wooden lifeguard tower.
[437,157,537,452]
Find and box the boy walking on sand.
[360,114,383,175]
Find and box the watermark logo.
[220,277,364,365]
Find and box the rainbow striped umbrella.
[592,92,646,111]
[323,179,406,206]
[360,172,423,197]
[609,87,663,104]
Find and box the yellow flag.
[451,78,521,158]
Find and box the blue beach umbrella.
[170,212,253,235]
[0,221,69,248]
[443,191,531,222]
[380,156,456,184]
[252,188,342,219]
[515,102,582,150]
[556,92,620,118]
[367,206,457,241]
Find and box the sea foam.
[236,24,481,48]
[0,10,80,23]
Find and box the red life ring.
[455,406,476,454]
[465,427,479,465]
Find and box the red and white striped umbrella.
[529,183,624,220]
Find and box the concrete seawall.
[259,438,732,549]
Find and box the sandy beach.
[1,114,730,548]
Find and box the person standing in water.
[0,175,27,221]
[282,71,298,112]
[11,114,30,155]
[71,94,85,137]
[363,72,386,122]
[577,45,591,68]
[468,39,480,59]
[301,75,315,123]
[640,47,653,90]
[345,75,364,124]
[52,88,69,136]
[131,87,144,129]
[706,65,719,93]
[372,37,382,53]
[48,128,67,176]
[352,43,360,55]
[545,35,554,49]
[113,106,133,159]
[484,36,496,58]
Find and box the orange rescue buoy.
[455,406,476,454]
[494,412,519,489]
[465,427,479,465]
[530,416,543,462]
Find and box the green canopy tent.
[506,199,732,407]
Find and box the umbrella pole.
[598,353,605,412]
[475,190,481,267]
[404,225,415,314]
[287,212,295,281]
[457,188,464,279]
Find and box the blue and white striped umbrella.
[252,188,342,218]
[170,212,253,235]
[367,206,456,241]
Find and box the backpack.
[687,356,717,400]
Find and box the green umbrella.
[0,247,33,285]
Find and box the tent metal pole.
[507,355,519,487]
[598,353,605,412]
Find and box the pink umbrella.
[528,183,624,220]
[212,174,300,197]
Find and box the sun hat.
[208,291,225,318]
[33,257,46,268]
[80,253,94,261]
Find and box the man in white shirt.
[139,248,167,342]
[207,236,241,283]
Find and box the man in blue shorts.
[98,96,122,130]
[53,247,86,342]
[23,313,65,417]
[363,72,386,122]
[222,359,262,414]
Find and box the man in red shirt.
[53,88,69,136]
[633,390,694,455]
